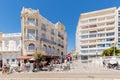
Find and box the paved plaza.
[0,60,120,80]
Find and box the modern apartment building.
[76,7,120,60]
[21,8,67,59]
[0,33,21,65]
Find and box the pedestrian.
[2,63,7,74]
[103,60,107,69]
[6,62,10,74]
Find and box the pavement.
[0,60,120,80]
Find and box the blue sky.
[0,0,120,52]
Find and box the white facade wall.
[0,33,21,65]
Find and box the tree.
[101,46,120,56]
[34,52,45,62]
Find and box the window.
[106,32,114,36]
[27,18,38,26]
[36,19,38,26]
[89,34,96,38]
[106,43,112,47]
[118,11,120,15]
[98,44,105,47]
[118,28,120,31]
[98,49,104,53]
[41,24,46,31]
[27,29,35,40]
[9,40,16,51]
[119,22,120,26]
[51,37,54,43]
[118,38,120,42]
[81,35,88,39]
[106,38,114,41]
[89,50,96,53]
[89,18,97,22]
[81,50,88,53]
[28,43,35,51]
[41,33,46,40]
[42,44,47,53]
[36,30,38,40]
[81,46,88,48]
[118,16,120,20]
[118,44,120,48]
[51,29,54,35]
[89,45,96,48]
[52,47,55,54]
[48,46,51,54]
[98,33,105,37]
[58,32,61,37]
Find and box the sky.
[0,0,120,53]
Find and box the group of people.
[2,61,32,74]
[1,58,72,74]
[48,59,71,71]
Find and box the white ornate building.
[21,8,67,59]
[0,33,21,65]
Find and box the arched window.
[28,43,35,51]
[48,46,51,54]
[51,47,55,54]
[42,44,47,53]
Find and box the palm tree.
[101,46,120,56]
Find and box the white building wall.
[0,33,22,65]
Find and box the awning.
[17,56,34,60]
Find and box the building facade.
[0,33,21,65]
[76,7,120,60]
[0,32,2,67]
[21,8,67,59]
